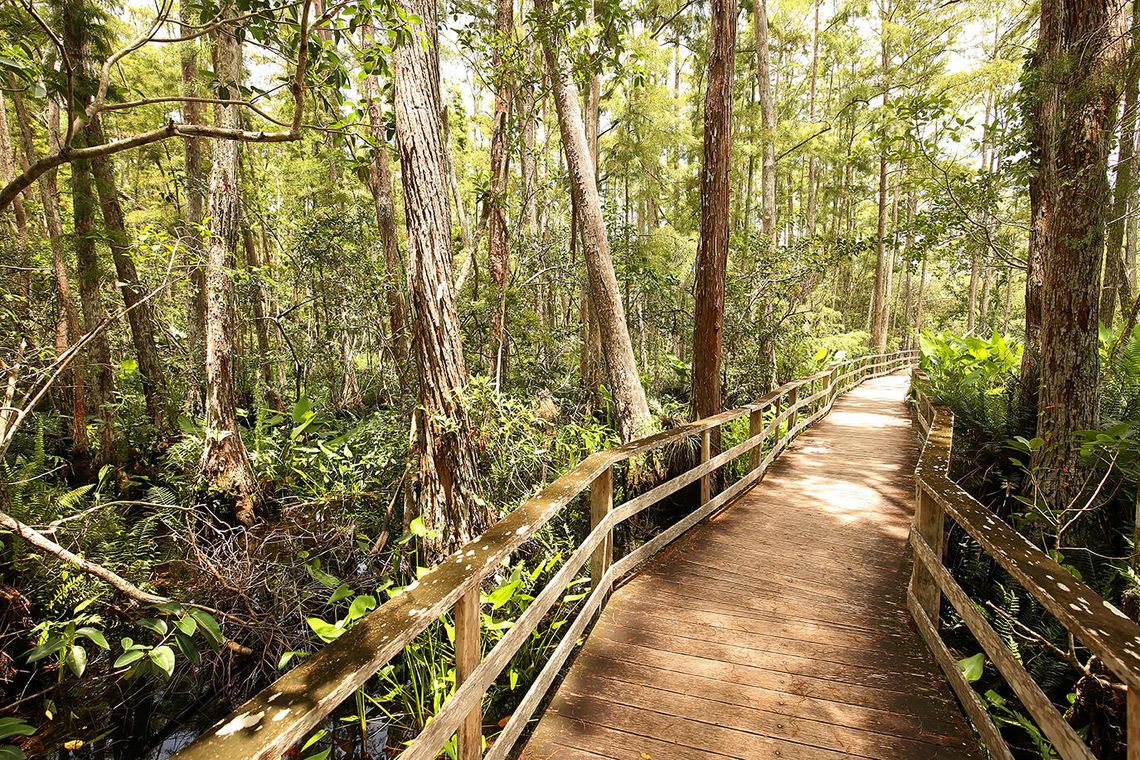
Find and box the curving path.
[518,374,984,760]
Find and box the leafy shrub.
[918,330,1024,447]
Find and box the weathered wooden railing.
[175,350,917,760]
[910,380,1140,760]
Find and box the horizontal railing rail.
[175,350,918,760]
[909,378,1140,760]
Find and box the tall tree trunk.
[393,0,488,560]
[870,0,893,351]
[181,1,208,417]
[9,85,88,460]
[487,0,514,388]
[61,0,116,455]
[1129,134,1139,286]
[243,225,282,410]
[361,31,410,371]
[520,45,540,242]
[806,0,820,239]
[752,0,777,242]
[692,0,736,435]
[0,91,30,314]
[72,143,118,457]
[916,252,928,340]
[181,1,207,414]
[446,107,488,294]
[1033,0,1127,507]
[1021,0,1061,409]
[201,8,259,523]
[578,0,605,404]
[967,255,980,332]
[88,118,167,430]
[1102,0,1140,326]
[979,266,993,328]
[538,0,653,441]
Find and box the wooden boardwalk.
[519,375,984,760]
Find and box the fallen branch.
[0,510,168,605]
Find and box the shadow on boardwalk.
[519,375,984,760]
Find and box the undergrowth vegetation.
[916,330,1140,758]
[0,316,857,758]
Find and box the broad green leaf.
[148,645,176,677]
[0,718,36,741]
[306,562,341,588]
[327,584,354,604]
[174,632,201,666]
[484,581,518,610]
[306,617,343,643]
[138,618,168,637]
[189,610,224,649]
[278,650,308,670]
[956,652,985,683]
[347,595,377,622]
[76,627,109,649]
[114,649,147,668]
[66,645,87,677]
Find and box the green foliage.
[113,604,223,678]
[917,330,1024,444]
[0,718,35,760]
[26,598,109,681]
[1100,324,1140,424]
[956,652,985,682]
[984,690,1060,760]
[461,378,621,512]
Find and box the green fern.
[57,484,95,513]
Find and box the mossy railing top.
[175,350,918,760]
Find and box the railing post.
[454,588,482,760]
[1129,686,1139,760]
[748,406,764,471]
[910,484,946,623]
[829,366,838,407]
[787,386,798,436]
[772,395,783,445]
[700,429,712,504]
[590,465,613,591]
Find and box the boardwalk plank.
[519,375,985,759]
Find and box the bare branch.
[0,0,315,213]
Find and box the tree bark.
[88,118,167,430]
[393,0,488,560]
[520,45,540,242]
[1102,0,1140,326]
[1033,0,1127,506]
[967,255,979,332]
[538,0,653,441]
[72,140,118,457]
[361,31,410,370]
[692,0,736,433]
[1021,0,1061,407]
[181,6,207,414]
[806,0,820,239]
[242,225,282,410]
[752,0,777,242]
[870,0,893,351]
[487,0,514,387]
[9,85,88,460]
[0,91,30,314]
[201,7,259,523]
